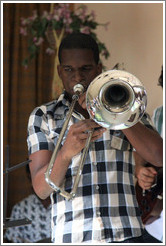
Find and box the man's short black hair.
[58,32,99,64]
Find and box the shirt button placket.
[93,161,97,166]
[96,185,99,190]
[96,211,101,217]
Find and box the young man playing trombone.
[27,33,162,243]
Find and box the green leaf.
[22,58,29,67]
[28,44,38,54]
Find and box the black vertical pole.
[3,145,9,222]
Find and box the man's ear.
[57,65,62,79]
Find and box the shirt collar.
[56,91,70,108]
[53,91,84,121]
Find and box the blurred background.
[3,2,163,225]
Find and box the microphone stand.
[3,146,32,229]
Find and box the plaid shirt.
[27,92,154,243]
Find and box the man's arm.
[29,149,72,200]
[123,122,163,167]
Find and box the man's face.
[57,49,102,97]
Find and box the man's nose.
[73,70,85,83]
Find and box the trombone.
[45,69,147,200]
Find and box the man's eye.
[64,67,72,72]
[81,67,92,71]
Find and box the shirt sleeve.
[27,106,55,155]
[152,106,163,137]
[140,112,155,130]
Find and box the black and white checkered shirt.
[27,92,154,243]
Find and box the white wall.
[75,2,163,117]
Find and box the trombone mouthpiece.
[73,84,84,94]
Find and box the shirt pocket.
[104,130,132,152]
[110,135,131,151]
[49,126,69,146]
[48,116,73,146]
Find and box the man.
[135,66,163,243]
[27,33,163,243]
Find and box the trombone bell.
[86,69,147,129]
